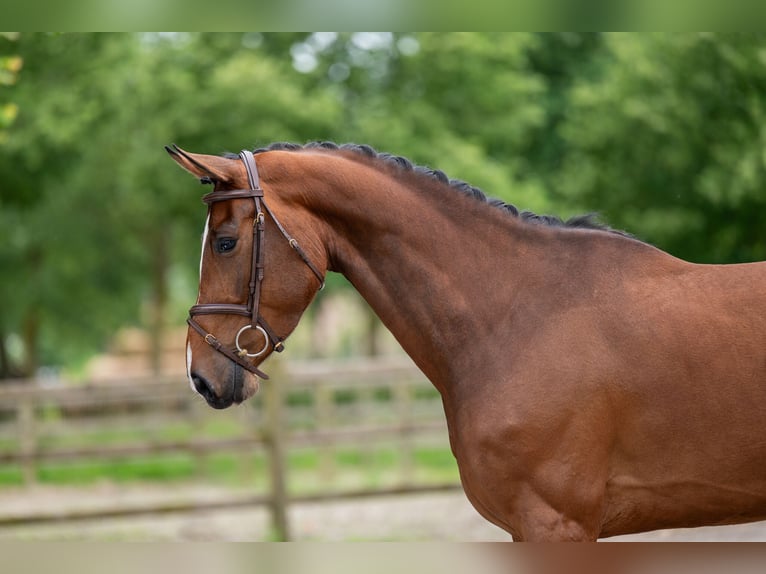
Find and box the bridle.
[186,149,325,380]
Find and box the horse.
[166,141,766,541]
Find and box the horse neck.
[261,151,541,395]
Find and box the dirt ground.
[0,483,764,541]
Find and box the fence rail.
[0,356,459,539]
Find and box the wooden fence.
[0,356,460,539]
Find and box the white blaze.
[188,213,210,397]
[199,212,210,280]
[186,342,198,394]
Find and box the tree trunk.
[148,229,169,376]
[21,308,39,378]
[0,327,12,379]
[20,247,43,379]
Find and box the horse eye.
[216,238,237,253]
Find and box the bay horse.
[167,141,766,541]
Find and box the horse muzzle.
[190,363,259,409]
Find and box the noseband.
[187,150,325,380]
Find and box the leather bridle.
[187,150,325,380]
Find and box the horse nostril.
[191,372,214,401]
[190,371,234,409]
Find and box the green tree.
[559,33,766,263]
[0,33,21,144]
[0,33,343,377]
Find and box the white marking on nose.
[186,342,199,395]
[188,213,209,398]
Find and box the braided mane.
[248,141,629,237]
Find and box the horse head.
[167,146,326,408]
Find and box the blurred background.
[1,32,766,541]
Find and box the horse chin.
[230,362,260,405]
[239,375,260,403]
[208,364,258,409]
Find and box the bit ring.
[235,324,270,358]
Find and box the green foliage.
[0,34,21,141]
[558,33,766,262]
[3,33,766,373]
[0,447,458,488]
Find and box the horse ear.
[165,144,237,183]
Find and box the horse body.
[596,260,766,537]
[169,144,766,541]
[447,251,766,539]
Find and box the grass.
[0,443,459,491]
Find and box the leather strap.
[187,316,270,379]
[261,200,326,290]
[202,188,263,204]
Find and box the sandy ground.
[0,483,764,541]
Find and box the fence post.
[263,358,290,541]
[315,384,336,487]
[395,379,414,485]
[18,399,36,485]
